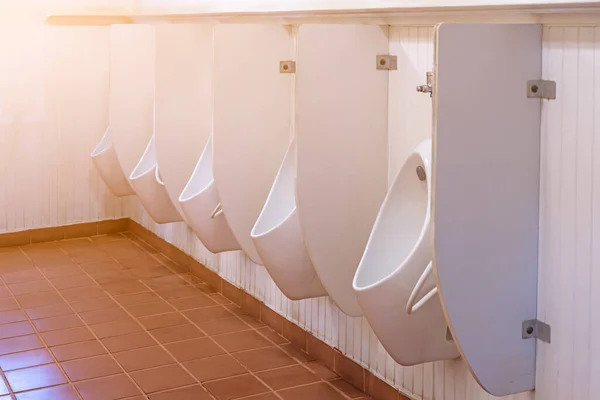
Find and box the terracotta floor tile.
[69,250,113,264]
[305,361,339,380]
[32,314,82,332]
[75,374,142,400]
[61,354,122,381]
[195,317,251,336]
[91,270,137,285]
[15,292,64,309]
[80,260,124,274]
[168,295,216,311]
[0,321,34,339]
[164,337,225,362]
[150,323,204,344]
[329,379,365,398]
[280,344,316,363]
[204,374,270,400]
[0,297,20,311]
[0,377,7,396]
[8,280,53,296]
[49,274,96,290]
[208,294,231,305]
[24,303,73,320]
[0,349,54,371]
[130,266,173,280]
[183,354,247,382]
[0,335,43,355]
[148,385,213,400]
[233,347,297,372]
[183,306,233,323]
[14,384,79,400]
[237,314,266,329]
[5,364,67,392]
[89,319,142,339]
[118,254,163,269]
[256,327,289,345]
[41,326,94,346]
[114,291,160,306]
[39,265,85,279]
[213,330,272,353]
[147,276,192,292]
[70,297,118,313]
[256,365,320,390]
[102,281,148,296]
[79,308,130,325]
[138,312,188,330]
[32,255,76,268]
[0,287,10,299]
[51,340,107,362]
[157,287,211,302]
[113,346,175,372]
[241,394,279,400]
[0,310,26,324]
[130,364,195,394]
[1,270,44,285]
[60,286,108,302]
[101,332,156,353]
[125,301,174,318]
[278,382,347,400]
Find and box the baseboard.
[0,218,129,248]
[126,219,410,400]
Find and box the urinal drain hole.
[416,166,426,182]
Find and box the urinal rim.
[251,136,297,239]
[250,205,297,239]
[90,128,112,158]
[130,161,157,181]
[178,177,216,203]
[353,139,433,292]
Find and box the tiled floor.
[0,233,372,400]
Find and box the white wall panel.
[0,24,133,234]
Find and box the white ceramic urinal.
[353,139,459,365]
[179,135,240,253]
[91,128,135,197]
[251,138,327,300]
[129,136,183,224]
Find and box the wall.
[0,21,133,233]
[5,18,595,400]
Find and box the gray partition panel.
[432,23,542,396]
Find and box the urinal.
[353,139,459,365]
[251,138,327,300]
[90,128,135,197]
[179,135,240,253]
[129,135,183,224]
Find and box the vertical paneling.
[131,23,599,400]
[0,22,132,234]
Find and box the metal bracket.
[280,61,296,74]
[376,55,397,71]
[527,80,556,100]
[522,319,551,343]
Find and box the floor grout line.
[0,234,366,400]
[30,240,151,400]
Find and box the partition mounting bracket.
[522,319,551,343]
[280,60,296,73]
[526,80,556,100]
[376,55,397,70]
